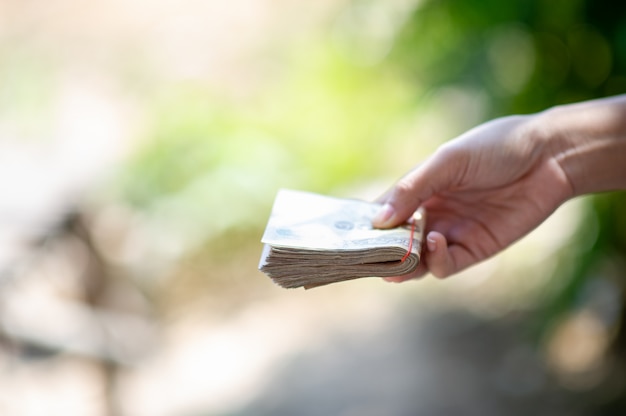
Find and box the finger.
[372,150,456,229]
[374,162,424,205]
[423,231,454,278]
[423,231,475,278]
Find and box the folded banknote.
[259,189,425,289]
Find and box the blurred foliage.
[120,43,414,201]
[388,0,626,408]
[0,48,59,141]
[390,0,626,114]
[116,40,422,252]
[114,0,626,333]
[113,0,626,371]
[3,0,626,413]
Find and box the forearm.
[538,95,626,197]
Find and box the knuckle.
[391,178,419,206]
[394,179,414,197]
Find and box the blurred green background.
[0,0,625,415]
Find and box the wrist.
[535,97,626,197]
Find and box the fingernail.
[427,235,437,252]
[373,203,395,227]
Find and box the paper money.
[259,189,425,289]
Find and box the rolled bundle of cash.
[259,189,425,289]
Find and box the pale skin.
[372,94,626,281]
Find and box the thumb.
[372,150,454,228]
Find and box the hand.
[373,114,574,280]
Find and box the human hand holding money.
[259,189,425,289]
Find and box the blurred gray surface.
[227,305,586,416]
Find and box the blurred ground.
[0,0,620,415]
[0,198,597,416]
[229,306,583,416]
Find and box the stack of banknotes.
[259,189,424,289]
